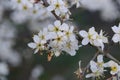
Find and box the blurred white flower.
[10,0,52,23]
[10,11,29,24]
[0,6,3,21]
[28,35,46,53]
[51,75,65,80]
[47,0,70,20]
[0,62,9,80]
[29,18,55,32]
[0,62,9,76]
[30,65,44,80]
[0,21,21,66]
[11,0,33,11]
[79,0,120,21]
[112,23,120,43]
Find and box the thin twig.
[82,50,100,79]
[106,53,120,65]
[98,47,120,65]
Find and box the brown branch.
[42,0,63,23]
[98,47,120,65]
[106,53,120,65]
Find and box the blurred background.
[0,0,120,80]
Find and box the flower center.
[55,3,60,8]
[33,10,37,14]
[23,5,28,10]
[111,66,117,72]
[54,27,59,32]
[41,35,45,40]
[17,0,21,3]
[97,62,103,68]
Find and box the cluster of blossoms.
[28,20,79,60]
[85,55,120,79]
[10,0,82,22]
[0,0,120,80]
[9,0,120,79]
[47,0,71,20]
[28,21,120,62]
[10,0,52,24]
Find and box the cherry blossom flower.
[47,0,70,20]
[86,55,107,79]
[112,23,120,43]
[104,60,120,75]
[79,27,98,45]
[79,27,108,50]
[86,60,104,78]
[28,35,46,53]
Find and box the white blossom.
[112,23,120,43]
[47,0,70,20]
[62,40,78,56]
[104,60,120,75]
[28,20,78,57]
[86,55,105,78]
[28,35,46,53]
[79,27,98,45]
[79,27,108,50]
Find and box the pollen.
[23,5,28,10]
[17,0,21,3]
[111,66,117,72]
[55,4,60,8]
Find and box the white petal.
[54,51,61,57]
[110,71,116,75]
[55,9,60,16]
[69,34,76,41]
[48,24,54,31]
[81,38,89,45]
[68,50,76,56]
[79,30,88,37]
[33,35,40,43]
[86,73,94,78]
[54,20,61,27]
[47,5,54,11]
[34,48,39,54]
[90,61,97,67]
[70,26,74,32]
[28,43,37,49]
[112,26,119,33]
[60,23,69,31]
[112,34,120,43]
[89,27,96,35]
[93,39,101,46]
[102,37,108,43]
[76,2,80,8]
[97,55,103,63]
